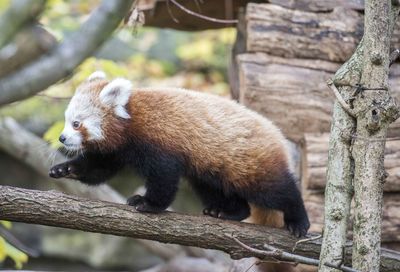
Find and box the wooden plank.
[238,52,400,142]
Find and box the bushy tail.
[244,205,299,272]
[246,205,284,227]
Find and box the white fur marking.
[88,71,106,81]
[63,91,104,147]
[99,78,133,119]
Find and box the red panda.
[49,71,310,243]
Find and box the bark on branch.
[0,0,46,48]
[1,186,400,271]
[0,0,134,106]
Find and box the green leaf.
[43,121,64,149]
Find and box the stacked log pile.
[233,2,400,249]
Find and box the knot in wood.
[329,208,343,221]
[370,52,383,65]
[366,108,381,132]
[358,245,369,256]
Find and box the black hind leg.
[190,180,250,221]
[248,172,310,237]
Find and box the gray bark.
[352,1,400,271]
[1,185,400,271]
[320,1,400,271]
[318,43,362,271]
[0,25,57,77]
[0,0,45,48]
[0,0,133,106]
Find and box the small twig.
[292,234,322,252]
[390,48,400,66]
[333,122,400,142]
[327,79,356,117]
[36,93,72,100]
[168,0,238,24]
[244,260,260,272]
[167,0,180,23]
[230,235,360,272]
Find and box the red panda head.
[59,71,133,153]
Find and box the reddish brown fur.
[122,88,290,191]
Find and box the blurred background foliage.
[0,0,236,269]
[0,221,28,269]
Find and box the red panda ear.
[99,78,133,119]
[87,71,106,81]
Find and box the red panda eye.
[72,121,81,130]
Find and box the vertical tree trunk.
[318,43,361,272]
[352,1,399,271]
[320,1,400,271]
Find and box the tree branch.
[0,0,46,48]
[351,1,400,271]
[0,25,57,77]
[0,0,134,106]
[0,186,400,271]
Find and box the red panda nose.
[59,135,66,143]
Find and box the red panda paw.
[284,217,310,238]
[127,195,165,213]
[49,163,73,179]
[203,207,247,221]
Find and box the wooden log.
[303,133,400,193]
[304,193,400,243]
[245,3,400,63]
[245,3,363,62]
[237,52,400,142]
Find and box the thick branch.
[0,25,57,77]
[0,0,134,106]
[1,186,400,271]
[0,0,45,48]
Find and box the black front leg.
[127,157,182,213]
[49,152,122,185]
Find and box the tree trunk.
[352,1,400,271]
[318,45,360,271]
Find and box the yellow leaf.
[0,221,12,229]
[0,237,6,262]
[4,240,28,269]
[43,121,64,149]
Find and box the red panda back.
[128,88,291,190]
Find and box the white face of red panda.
[59,71,133,151]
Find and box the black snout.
[59,134,66,143]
